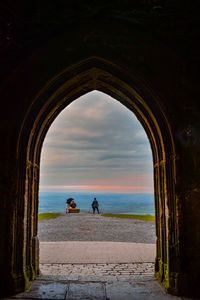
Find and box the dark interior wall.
[0,1,200,297]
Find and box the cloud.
[40,184,154,194]
[40,91,153,191]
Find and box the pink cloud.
[40,185,153,194]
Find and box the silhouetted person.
[92,197,99,214]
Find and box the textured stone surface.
[40,262,155,277]
[67,282,106,300]
[12,280,67,299]
[5,274,193,300]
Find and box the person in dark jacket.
[92,197,99,214]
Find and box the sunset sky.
[40,91,153,194]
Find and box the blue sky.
[40,91,153,193]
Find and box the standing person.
[92,197,99,214]
[66,198,73,213]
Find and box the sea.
[39,192,155,216]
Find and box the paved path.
[40,241,156,264]
[6,216,193,299]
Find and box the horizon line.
[40,185,153,193]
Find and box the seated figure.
[69,200,80,213]
[71,201,76,208]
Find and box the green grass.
[38,213,61,221]
[101,213,155,222]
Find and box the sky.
[40,91,153,194]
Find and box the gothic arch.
[14,57,178,295]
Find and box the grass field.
[38,213,61,220]
[38,212,155,222]
[101,213,155,222]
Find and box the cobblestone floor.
[40,262,154,277]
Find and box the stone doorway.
[37,88,156,272]
[3,57,179,297]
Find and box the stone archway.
[13,57,179,296]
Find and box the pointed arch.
[15,57,178,294]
